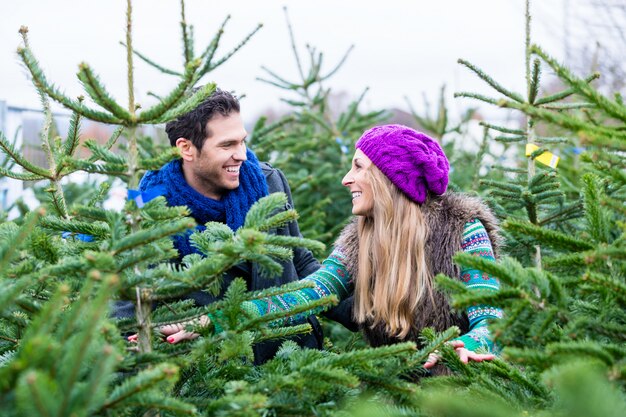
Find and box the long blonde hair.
[354,165,434,339]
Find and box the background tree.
[251,7,388,247]
[0,0,625,416]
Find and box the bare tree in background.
[539,0,626,93]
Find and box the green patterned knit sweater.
[236,218,502,353]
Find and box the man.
[117,88,325,364]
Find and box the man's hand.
[423,340,495,369]
[127,315,211,344]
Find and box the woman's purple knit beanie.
[355,124,449,204]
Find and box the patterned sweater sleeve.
[454,218,503,352]
[235,249,353,327]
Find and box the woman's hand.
[127,315,211,344]
[423,340,495,369]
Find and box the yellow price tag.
[525,143,559,168]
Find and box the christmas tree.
[1,0,625,416]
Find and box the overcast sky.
[0,1,575,124]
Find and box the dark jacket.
[113,162,325,364]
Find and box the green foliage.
[2,1,626,416]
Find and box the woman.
[157,125,502,368]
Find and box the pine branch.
[119,41,181,76]
[497,99,626,149]
[494,135,526,143]
[141,198,190,221]
[451,288,524,310]
[151,83,216,124]
[337,87,369,132]
[534,136,571,144]
[0,274,37,317]
[17,47,123,124]
[111,218,195,255]
[107,394,196,415]
[0,130,50,178]
[56,275,119,416]
[504,219,593,252]
[179,0,192,65]
[243,192,290,230]
[15,370,58,417]
[310,342,417,369]
[480,122,525,135]
[253,323,313,344]
[17,284,70,355]
[546,341,617,366]
[64,159,128,177]
[62,111,82,157]
[299,110,335,134]
[0,166,46,181]
[539,201,583,226]
[531,45,626,122]
[480,180,524,194]
[83,139,127,165]
[102,363,181,410]
[453,253,526,288]
[257,69,300,90]
[40,215,110,239]
[138,147,180,171]
[125,0,135,115]
[199,23,263,77]
[241,295,337,330]
[116,243,176,273]
[529,171,556,188]
[86,182,111,207]
[535,73,599,105]
[261,244,293,261]
[541,102,595,110]
[533,190,564,205]
[528,58,541,104]
[454,92,500,106]
[491,165,527,174]
[102,126,125,153]
[137,59,201,122]
[416,326,462,363]
[0,210,42,272]
[250,115,295,143]
[77,344,119,416]
[77,62,133,121]
[319,44,354,82]
[200,15,230,65]
[582,173,611,243]
[582,272,626,307]
[247,279,315,301]
[458,59,525,103]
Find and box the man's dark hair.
[165,88,240,149]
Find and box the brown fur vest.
[334,192,501,348]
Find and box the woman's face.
[342,149,374,216]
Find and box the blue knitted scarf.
[139,149,269,257]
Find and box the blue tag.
[61,231,95,242]
[128,186,165,208]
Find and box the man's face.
[182,112,248,199]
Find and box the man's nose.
[233,143,247,161]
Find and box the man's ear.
[176,138,195,161]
